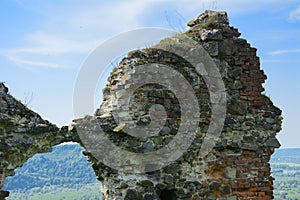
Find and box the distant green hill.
[4,144,300,200]
[270,148,300,200]
[271,148,300,164]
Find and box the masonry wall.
[80,10,282,200]
[0,10,282,200]
[0,82,79,199]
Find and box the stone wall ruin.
[79,10,282,200]
[0,82,79,200]
[0,10,282,200]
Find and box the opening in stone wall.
[4,142,102,200]
[159,189,177,200]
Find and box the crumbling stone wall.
[79,10,282,200]
[0,10,282,200]
[0,82,79,199]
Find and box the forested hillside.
[5,144,300,200]
[5,143,102,200]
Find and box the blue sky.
[0,0,299,148]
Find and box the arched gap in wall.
[4,142,102,200]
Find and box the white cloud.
[167,0,290,16]
[2,0,297,69]
[1,0,157,68]
[7,32,102,55]
[7,56,63,68]
[289,6,300,21]
[1,32,101,69]
[269,49,300,55]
